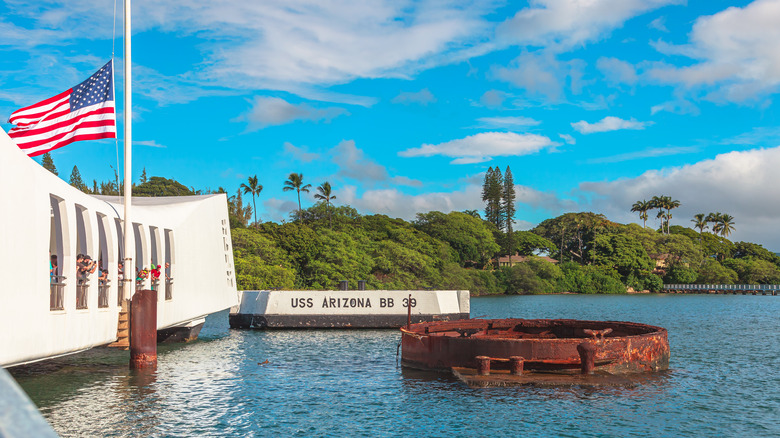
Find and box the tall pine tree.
[502,166,517,258]
[481,167,503,230]
[69,165,88,193]
[41,152,58,175]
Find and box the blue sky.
[3,0,780,248]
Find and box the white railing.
[50,275,66,311]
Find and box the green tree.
[732,241,780,264]
[314,181,336,229]
[717,213,735,238]
[414,211,500,268]
[691,213,708,233]
[590,233,654,281]
[283,172,311,218]
[140,167,148,184]
[481,167,503,230]
[631,200,651,228]
[228,189,252,228]
[696,259,737,284]
[68,165,88,192]
[502,166,517,259]
[41,152,58,175]
[514,231,558,256]
[532,212,609,263]
[134,177,194,196]
[240,175,263,226]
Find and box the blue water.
[11,294,780,437]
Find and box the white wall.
[0,128,238,367]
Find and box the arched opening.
[164,229,174,300]
[49,195,67,311]
[96,213,113,308]
[74,205,93,309]
[149,226,161,294]
[115,218,125,305]
[133,223,147,290]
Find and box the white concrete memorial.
[230,290,470,328]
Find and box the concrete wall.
[0,128,238,367]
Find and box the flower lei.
[136,264,162,281]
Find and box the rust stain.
[401,318,669,376]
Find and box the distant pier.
[663,284,779,295]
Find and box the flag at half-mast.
[7,60,116,157]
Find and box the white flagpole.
[123,0,133,298]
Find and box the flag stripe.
[9,104,115,140]
[25,131,117,157]
[10,116,116,148]
[10,98,71,128]
[8,89,72,123]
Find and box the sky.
[2,0,780,249]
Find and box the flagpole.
[123,0,133,297]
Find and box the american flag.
[7,60,116,157]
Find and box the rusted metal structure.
[129,289,158,369]
[401,318,669,385]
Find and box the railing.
[50,275,66,311]
[98,279,110,308]
[664,284,780,293]
[118,281,126,306]
[165,278,173,300]
[76,278,89,309]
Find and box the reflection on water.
[10,297,780,437]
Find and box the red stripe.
[11,119,116,148]
[8,106,115,139]
[8,89,72,122]
[11,103,71,128]
[10,107,71,130]
[25,132,116,157]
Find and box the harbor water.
[10,294,780,437]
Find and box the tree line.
[40,153,778,294]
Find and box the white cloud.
[496,0,681,50]
[283,142,321,163]
[559,133,576,145]
[587,146,699,164]
[648,16,669,32]
[399,132,558,164]
[3,1,496,104]
[476,116,541,129]
[329,140,421,187]
[480,90,508,108]
[571,116,651,134]
[134,140,166,148]
[596,57,638,85]
[648,0,780,102]
[650,99,699,115]
[391,88,436,105]
[494,52,567,100]
[341,182,575,221]
[239,96,348,129]
[579,146,780,249]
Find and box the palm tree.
[649,196,664,233]
[240,175,263,226]
[283,172,312,217]
[707,212,722,234]
[691,213,708,233]
[631,200,651,228]
[666,197,681,233]
[649,195,680,234]
[718,213,735,238]
[314,181,337,228]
